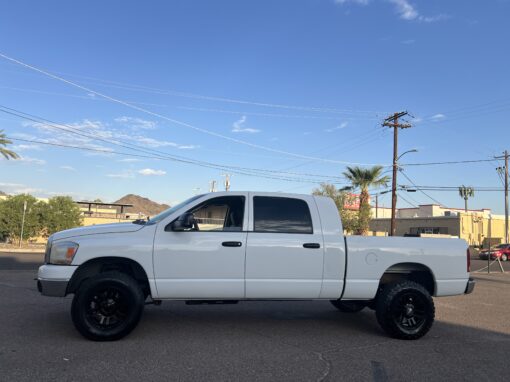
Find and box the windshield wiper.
[132,218,148,225]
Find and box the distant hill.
[0,190,7,196]
[114,194,169,217]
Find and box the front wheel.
[501,254,508,262]
[71,271,145,341]
[375,281,434,340]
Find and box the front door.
[245,195,325,299]
[153,195,247,299]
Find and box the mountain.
[114,194,170,217]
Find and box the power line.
[399,170,445,206]
[0,52,387,166]
[0,104,361,182]
[9,137,353,185]
[0,64,385,116]
[401,158,502,166]
[397,192,418,208]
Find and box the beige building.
[369,204,506,246]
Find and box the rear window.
[253,196,313,234]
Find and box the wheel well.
[378,263,435,296]
[67,257,150,296]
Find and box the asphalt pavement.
[1,251,510,381]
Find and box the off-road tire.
[330,300,366,313]
[375,280,435,340]
[71,271,145,341]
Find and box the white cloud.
[23,118,197,156]
[388,0,448,23]
[115,116,157,130]
[325,121,349,132]
[138,168,166,176]
[17,156,46,165]
[401,39,415,45]
[335,0,369,5]
[11,144,41,151]
[0,182,42,195]
[231,116,260,134]
[60,165,76,171]
[430,113,446,121]
[117,158,141,163]
[106,170,135,179]
[388,0,417,20]
[337,0,448,23]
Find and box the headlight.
[44,236,53,264]
[49,241,79,265]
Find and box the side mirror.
[168,212,195,231]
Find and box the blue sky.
[0,0,509,211]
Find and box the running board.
[185,300,239,305]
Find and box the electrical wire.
[0,104,371,181]
[0,52,387,166]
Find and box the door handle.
[303,243,320,249]
[222,241,243,247]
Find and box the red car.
[479,244,510,261]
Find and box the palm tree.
[0,130,19,160]
[458,185,475,212]
[343,166,390,235]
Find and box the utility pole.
[222,173,231,192]
[209,180,217,193]
[382,111,412,236]
[19,200,27,248]
[496,150,509,243]
[375,194,378,219]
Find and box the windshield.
[496,244,508,249]
[145,194,205,225]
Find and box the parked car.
[37,192,474,341]
[479,244,510,261]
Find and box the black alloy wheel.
[71,271,145,341]
[375,280,435,340]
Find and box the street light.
[390,148,418,236]
[397,149,418,163]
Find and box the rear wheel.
[375,280,434,340]
[501,254,508,261]
[330,300,366,313]
[71,271,145,341]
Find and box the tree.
[458,185,475,212]
[42,196,83,236]
[0,194,44,243]
[312,183,358,233]
[0,130,19,160]
[343,166,390,235]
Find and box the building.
[369,204,506,246]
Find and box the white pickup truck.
[37,192,474,341]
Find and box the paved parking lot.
[1,251,510,381]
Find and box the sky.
[0,0,509,211]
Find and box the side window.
[188,196,245,232]
[253,196,313,234]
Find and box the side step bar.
[185,300,239,305]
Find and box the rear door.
[245,194,325,298]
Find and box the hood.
[51,222,146,241]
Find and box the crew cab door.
[245,194,325,299]
[153,194,247,299]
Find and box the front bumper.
[37,264,78,297]
[37,279,69,297]
[465,277,476,294]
